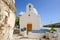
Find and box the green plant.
[15,16,19,27]
[50,27,56,33]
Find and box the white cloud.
[33,8,38,15]
[19,11,25,15]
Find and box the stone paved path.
[13,34,39,40]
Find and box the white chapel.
[19,3,42,36]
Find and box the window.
[29,5,31,8]
[29,5,31,11]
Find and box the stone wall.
[0,0,16,40]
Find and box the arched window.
[29,5,31,11]
[29,5,31,8]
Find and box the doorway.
[27,24,32,32]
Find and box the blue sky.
[15,0,60,25]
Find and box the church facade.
[19,3,41,36]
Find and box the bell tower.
[26,3,34,12]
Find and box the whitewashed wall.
[19,3,42,33]
[20,13,41,30]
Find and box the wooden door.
[27,24,32,32]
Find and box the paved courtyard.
[13,34,39,40]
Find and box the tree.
[14,16,20,34]
[15,16,19,28]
